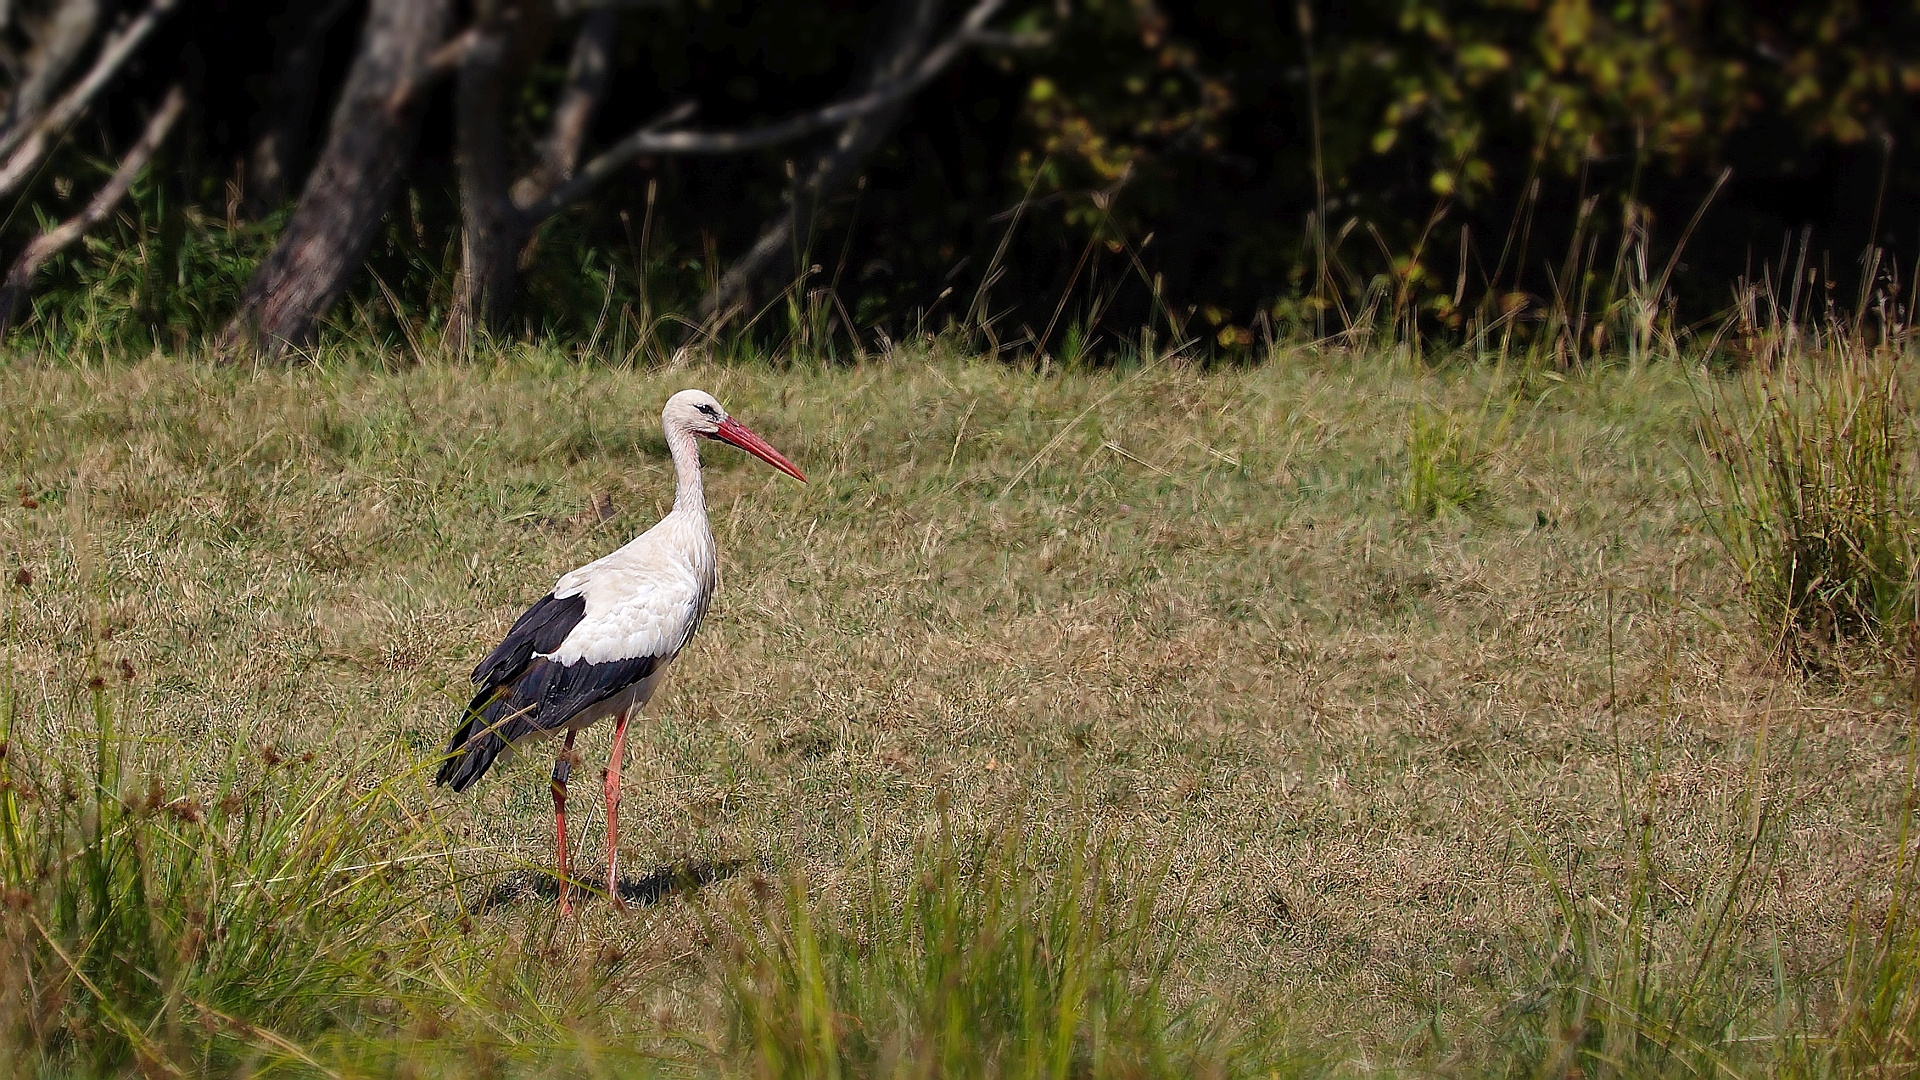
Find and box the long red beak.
[711,417,806,482]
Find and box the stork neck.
[667,425,706,515]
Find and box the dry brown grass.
[2,343,1916,1072]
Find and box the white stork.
[436,389,804,914]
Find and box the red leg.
[605,709,631,910]
[552,730,577,916]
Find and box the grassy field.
[3,342,1919,1076]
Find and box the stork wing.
[471,591,587,689]
[436,652,658,791]
[436,563,710,792]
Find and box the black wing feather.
[438,591,597,791]
[471,592,586,687]
[436,653,659,792]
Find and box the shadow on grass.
[470,859,744,913]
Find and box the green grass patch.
[724,820,1279,1078]
[1401,402,1493,521]
[1,343,1919,1075]
[0,676,424,1072]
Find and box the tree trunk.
[441,5,606,353]
[515,8,616,207]
[449,5,613,352]
[245,0,356,217]
[447,8,515,353]
[224,0,452,358]
[700,0,941,321]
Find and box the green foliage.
[1013,0,1919,344]
[18,171,283,353]
[2,0,1910,352]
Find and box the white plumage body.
[436,388,801,789]
[530,510,718,734]
[547,511,718,668]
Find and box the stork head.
[664,389,806,482]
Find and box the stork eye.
[696,404,720,418]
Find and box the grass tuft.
[1825,722,1920,1076]
[1695,342,1920,669]
[1495,726,1788,1078]
[0,595,443,1073]
[1402,403,1491,520]
[721,820,1286,1079]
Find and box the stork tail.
[436,687,511,791]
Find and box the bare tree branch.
[522,0,1013,221]
[963,28,1049,48]
[0,84,183,334]
[700,0,942,320]
[1,0,99,138]
[0,0,177,201]
[422,25,484,79]
[554,0,671,13]
[514,7,619,208]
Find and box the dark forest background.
[1,0,1915,359]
